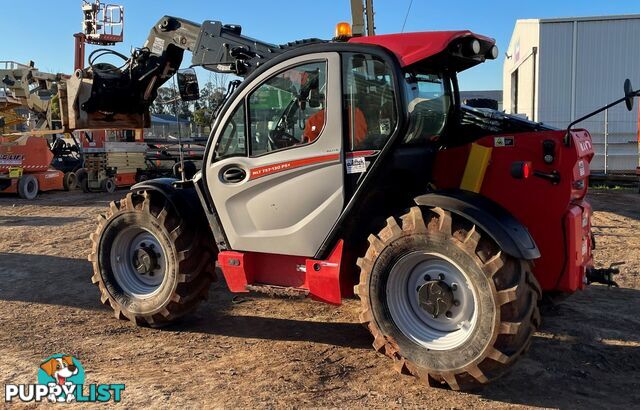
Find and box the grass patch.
[590,184,636,191]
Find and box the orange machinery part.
[0,136,54,173]
[1,170,65,194]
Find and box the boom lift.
[65,15,625,390]
[0,62,80,198]
[69,1,152,193]
[0,61,62,130]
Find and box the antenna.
[172,76,186,182]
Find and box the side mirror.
[177,68,200,102]
[308,89,321,109]
[624,78,635,111]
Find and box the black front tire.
[89,191,216,327]
[18,175,39,200]
[355,206,541,390]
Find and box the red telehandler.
[61,16,631,390]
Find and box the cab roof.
[348,31,495,70]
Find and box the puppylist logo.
[4,355,125,403]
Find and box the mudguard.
[414,190,540,260]
[131,178,207,230]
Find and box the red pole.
[74,33,86,71]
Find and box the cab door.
[205,53,343,257]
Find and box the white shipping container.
[503,15,640,173]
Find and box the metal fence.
[143,123,210,141]
[543,110,639,174]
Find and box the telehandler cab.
[63,16,624,390]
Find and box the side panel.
[432,130,594,292]
[205,53,343,257]
[36,170,65,192]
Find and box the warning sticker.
[494,136,515,147]
[151,37,166,55]
[379,118,391,135]
[578,160,585,177]
[346,157,367,174]
[9,167,23,178]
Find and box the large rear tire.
[89,191,216,327]
[18,175,39,200]
[355,206,541,390]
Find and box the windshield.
[403,72,451,144]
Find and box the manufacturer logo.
[0,153,24,166]
[4,354,124,403]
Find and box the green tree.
[193,108,210,128]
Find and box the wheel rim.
[386,251,479,350]
[27,179,36,194]
[110,226,167,298]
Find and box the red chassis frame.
[218,240,347,305]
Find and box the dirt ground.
[0,188,638,409]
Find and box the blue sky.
[1,0,639,90]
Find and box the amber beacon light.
[335,22,353,39]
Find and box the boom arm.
[62,15,319,131]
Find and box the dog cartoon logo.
[39,356,79,385]
[37,355,85,402]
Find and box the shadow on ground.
[0,191,123,208]
[588,189,640,221]
[0,215,82,226]
[0,252,98,309]
[2,252,639,408]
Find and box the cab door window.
[214,101,246,159]
[342,53,397,151]
[403,72,450,144]
[248,61,327,156]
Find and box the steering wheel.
[268,129,299,150]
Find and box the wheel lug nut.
[445,311,452,318]
[451,283,458,291]
[140,242,146,248]
[423,274,431,281]
[438,274,445,280]
[454,300,460,307]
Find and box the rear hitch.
[586,262,625,288]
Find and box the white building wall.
[505,15,640,173]
[571,18,640,172]
[537,22,573,126]
[503,20,540,121]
